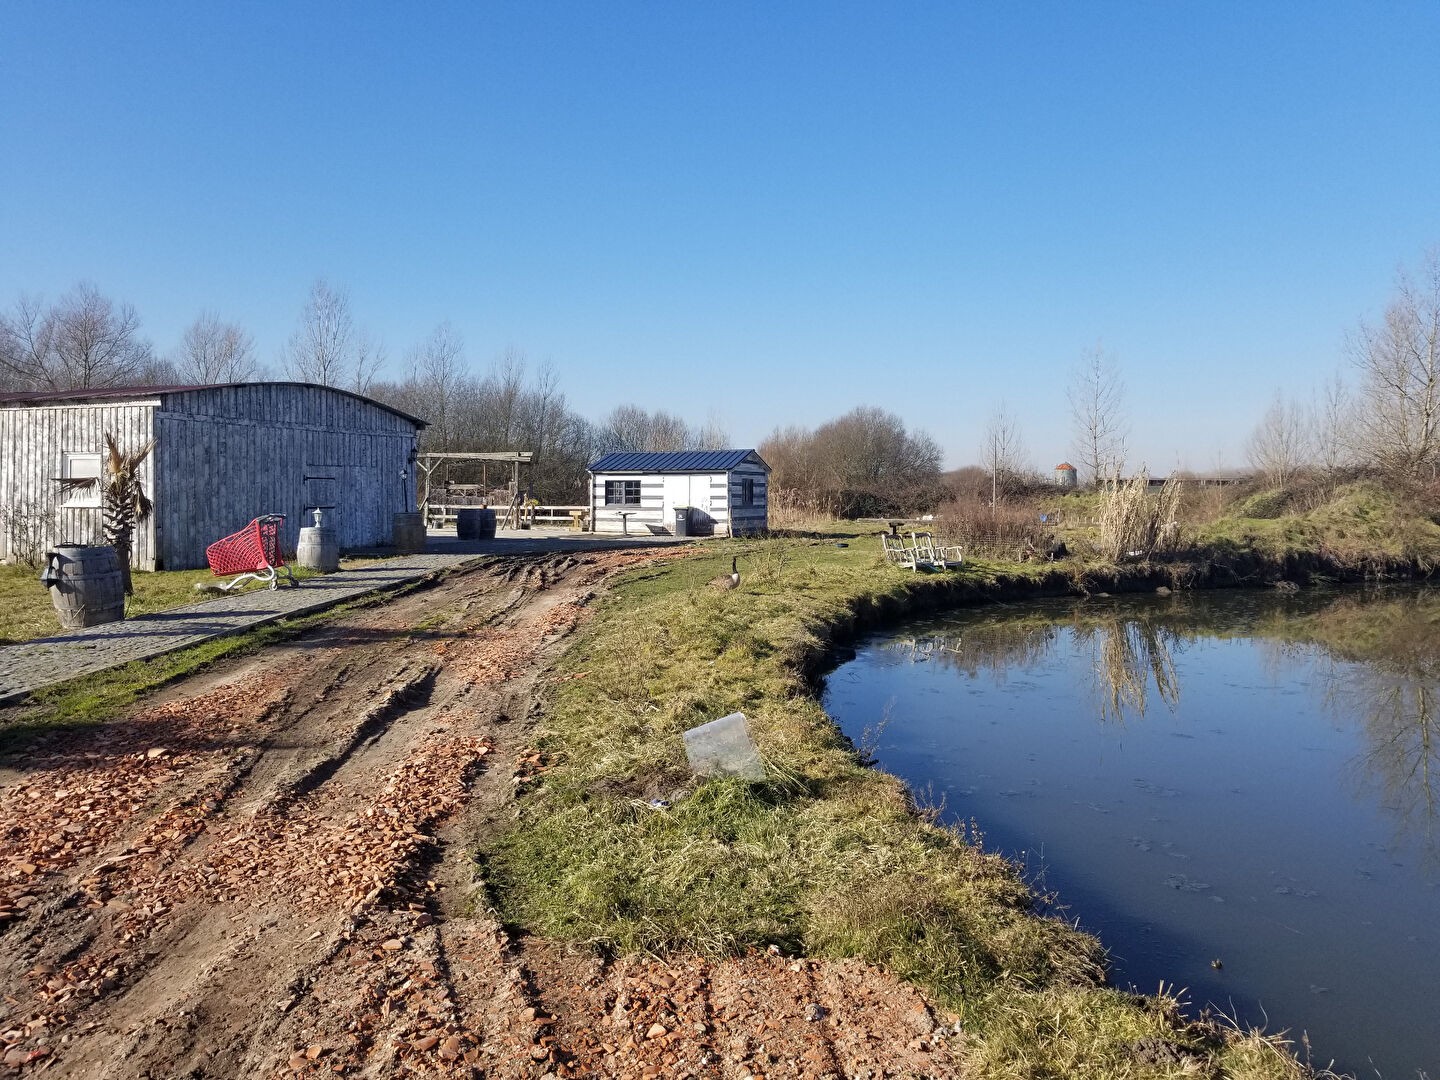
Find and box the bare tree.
[1347,250,1440,480]
[1246,391,1313,488]
[1313,371,1357,474]
[173,311,258,383]
[693,411,731,450]
[405,322,465,449]
[981,402,1028,508]
[597,404,696,452]
[0,284,154,390]
[1067,344,1128,487]
[351,332,385,396]
[284,278,383,392]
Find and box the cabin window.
[60,451,102,508]
[740,478,755,507]
[604,479,641,506]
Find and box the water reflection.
[842,586,1440,1076]
[1074,619,1181,723]
[1304,594,1440,866]
[883,589,1440,860]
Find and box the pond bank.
[484,535,1331,1078]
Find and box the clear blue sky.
[3,2,1438,471]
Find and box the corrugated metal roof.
[0,382,427,428]
[587,449,768,473]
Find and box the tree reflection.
[1306,594,1440,865]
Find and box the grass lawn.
[484,531,1311,1078]
[0,556,385,646]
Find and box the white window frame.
[61,451,103,508]
[604,479,641,506]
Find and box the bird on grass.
[710,556,740,591]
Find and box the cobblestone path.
[0,553,485,704]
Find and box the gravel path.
[0,532,685,705]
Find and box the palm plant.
[58,432,154,595]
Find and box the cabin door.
[662,474,705,532]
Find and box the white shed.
[587,450,770,536]
[0,383,425,570]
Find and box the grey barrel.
[44,545,125,629]
[392,512,426,554]
[296,525,340,572]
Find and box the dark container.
[673,507,691,537]
[458,508,497,540]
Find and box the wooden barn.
[587,450,770,536]
[0,383,425,570]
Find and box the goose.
[710,556,740,591]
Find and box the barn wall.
[0,401,158,569]
[154,385,419,569]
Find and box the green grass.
[0,555,388,646]
[483,533,1313,1077]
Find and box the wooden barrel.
[456,508,497,540]
[392,512,426,554]
[46,545,125,629]
[296,525,340,572]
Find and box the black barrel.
[457,508,497,540]
[673,507,691,537]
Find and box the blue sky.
[3,3,1438,470]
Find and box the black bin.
[673,507,691,537]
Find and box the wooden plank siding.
[155,385,419,569]
[728,461,769,536]
[0,400,158,567]
[2,384,422,571]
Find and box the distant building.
[0,383,425,569]
[587,449,770,536]
[1054,462,1079,488]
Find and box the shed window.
[60,451,102,508]
[740,478,755,507]
[604,479,641,506]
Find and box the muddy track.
[1,549,962,1078]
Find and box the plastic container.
[682,712,765,781]
[673,506,691,537]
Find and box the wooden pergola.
[418,452,533,526]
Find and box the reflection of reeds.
[1090,619,1180,723]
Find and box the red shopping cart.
[206,514,299,591]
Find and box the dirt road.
[1,551,961,1078]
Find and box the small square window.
[604,479,641,506]
[61,451,102,508]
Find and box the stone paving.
[0,530,687,706]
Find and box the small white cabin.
[587,450,770,536]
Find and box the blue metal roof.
[587,449,768,473]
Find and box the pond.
[823,586,1440,1078]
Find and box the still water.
[823,587,1439,1078]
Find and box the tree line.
[1245,248,1440,488]
[0,277,733,502]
